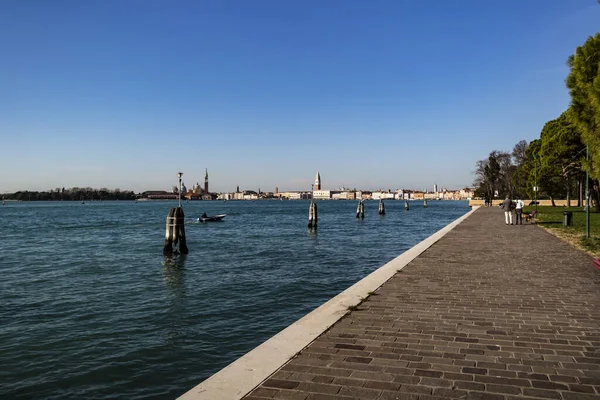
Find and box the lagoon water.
[0,200,469,399]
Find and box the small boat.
[198,214,226,223]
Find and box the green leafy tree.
[539,111,585,206]
[566,32,600,210]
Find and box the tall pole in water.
[164,171,188,255]
[178,172,183,208]
[586,145,590,238]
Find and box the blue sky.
[1,1,599,193]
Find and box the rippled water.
[0,199,468,399]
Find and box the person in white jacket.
[515,197,525,225]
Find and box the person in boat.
[201,212,207,219]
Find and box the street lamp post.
[534,154,538,213]
[177,172,183,208]
[586,145,590,238]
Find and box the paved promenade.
[244,207,600,400]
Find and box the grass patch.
[528,205,600,257]
[347,291,380,312]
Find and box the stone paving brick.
[377,392,418,400]
[522,387,563,399]
[454,381,485,391]
[273,390,309,400]
[250,387,279,398]
[562,392,600,400]
[295,382,341,395]
[243,208,600,400]
[337,386,381,399]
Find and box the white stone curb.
[179,206,480,400]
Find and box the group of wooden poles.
[164,198,430,254]
[308,198,429,229]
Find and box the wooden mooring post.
[308,201,318,229]
[424,199,428,208]
[356,200,365,219]
[163,171,188,256]
[405,200,410,210]
[378,199,385,215]
[164,207,188,256]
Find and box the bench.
[524,209,537,222]
[594,259,600,271]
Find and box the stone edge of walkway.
[178,206,481,400]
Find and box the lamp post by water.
[177,172,183,208]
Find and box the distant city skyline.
[0,169,466,195]
[1,1,599,193]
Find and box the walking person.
[515,197,524,225]
[502,195,513,225]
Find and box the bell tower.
[204,168,209,194]
[314,171,321,191]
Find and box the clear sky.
[1,1,599,193]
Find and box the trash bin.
[563,211,573,227]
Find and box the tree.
[474,150,519,202]
[512,140,528,167]
[566,33,600,174]
[538,111,585,206]
[519,140,541,201]
[566,33,600,210]
[484,153,501,201]
[511,140,529,197]
[495,151,516,197]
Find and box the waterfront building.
[411,191,425,200]
[460,188,475,199]
[192,181,203,195]
[259,192,274,199]
[343,191,357,200]
[442,190,456,200]
[371,191,395,200]
[142,190,178,200]
[313,190,331,200]
[184,192,200,200]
